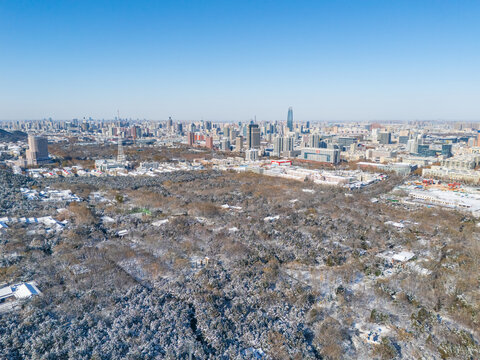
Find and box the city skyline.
[5,115,480,124]
[1,1,479,121]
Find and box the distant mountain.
[0,129,27,142]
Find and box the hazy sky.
[1,0,479,122]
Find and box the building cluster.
[3,112,480,184]
[20,187,81,202]
[210,158,387,188]
[179,110,480,184]
[0,117,183,140]
[388,179,480,217]
[0,215,67,234]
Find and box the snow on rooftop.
[355,323,391,344]
[14,282,41,299]
[0,286,13,299]
[38,216,57,226]
[407,262,432,276]
[221,204,242,210]
[264,215,280,222]
[195,217,214,225]
[384,221,405,229]
[392,251,415,262]
[0,281,41,301]
[402,184,480,215]
[101,216,115,223]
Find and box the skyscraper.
[441,144,453,158]
[407,138,418,154]
[273,136,284,156]
[247,124,260,149]
[377,132,391,145]
[308,134,320,148]
[205,136,213,149]
[220,138,231,151]
[284,136,294,152]
[287,107,294,132]
[187,131,195,146]
[26,135,49,166]
[235,136,243,151]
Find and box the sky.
[0,0,479,122]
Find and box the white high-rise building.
[273,136,284,157]
[245,149,258,162]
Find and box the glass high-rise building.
[247,124,260,149]
[287,107,293,132]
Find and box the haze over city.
[1,0,479,121]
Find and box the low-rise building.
[441,155,480,170]
[358,162,415,175]
[299,147,340,164]
[0,282,41,303]
[422,166,480,183]
[95,159,127,173]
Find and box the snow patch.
[152,219,169,227]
